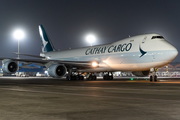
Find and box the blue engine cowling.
[132,70,150,77]
[2,60,18,74]
[47,64,67,77]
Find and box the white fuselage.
[42,34,178,72]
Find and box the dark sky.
[0,0,180,61]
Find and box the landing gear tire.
[66,75,84,81]
[92,75,96,80]
[76,75,80,80]
[80,76,84,80]
[149,75,157,82]
[89,75,92,80]
[103,74,113,80]
[150,76,153,82]
[154,75,157,82]
[109,76,113,80]
[87,75,96,80]
[103,76,106,80]
[103,75,109,80]
[66,76,71,80]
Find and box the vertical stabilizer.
[39,25,56,52]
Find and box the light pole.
[86,34,96,46]
[13,29,25,75]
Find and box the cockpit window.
[151,36,164,39]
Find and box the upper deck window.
[151,36,164,39]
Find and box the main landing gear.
[66,70,97,81]
[66,69,84,81]
[86,73,97,80]
[103,72,114,80]
[150,68,158,82]
[66,75,84,80]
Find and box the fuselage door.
[142,36,147,43]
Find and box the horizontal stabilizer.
[12,52,45,59]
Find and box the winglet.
[39,25,56,52]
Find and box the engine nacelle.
[2,60,18,74]
[47,64,67,77]
[132,70,150,77]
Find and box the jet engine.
[132,70,150,77]
[47,64,67,77]
[2,60,18,74]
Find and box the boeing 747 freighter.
[1,25,178,81]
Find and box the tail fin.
[39,25,56,52]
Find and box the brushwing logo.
[39,25,54,52]
[39,26,48,52]
[42,36,48,49]
[139,45,147,57]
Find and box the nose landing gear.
[150,75,157,82]
[150,68,158,82]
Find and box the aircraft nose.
[167,44,178,61]
[172,46,178,59]
[161,40,179,62]
[164,39,178,57]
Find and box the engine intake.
[2,60,18,74]
[47,64,67,77]
[132,70,150,77]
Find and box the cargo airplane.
[1,25,178,81]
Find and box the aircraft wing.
[0,58,98,69]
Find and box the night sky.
[0,0,180,61]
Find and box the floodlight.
[13,29,25,40]
[86,34,96,46]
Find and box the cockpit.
[151,36,164,39]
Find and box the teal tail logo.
[39,25,55,52]
[139,45,147,57]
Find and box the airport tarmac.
[0,77,180,120]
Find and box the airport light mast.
[86,34,96,46]
[13,29,25,75]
